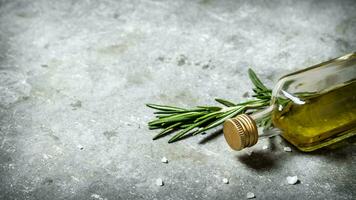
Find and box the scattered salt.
[286,176,298,185]
[262,145,268,150]
[246,192,255,199]
[222,178,229,184]
[161,157,168,163]
[283,147,292,152]
[90,194,107,200]
[156,178,164,186]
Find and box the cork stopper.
[223,114,258,151]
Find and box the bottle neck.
[223,105,277,151]
[250,105,274,121]
[250,105,279,138]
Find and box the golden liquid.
[272,80,356,152]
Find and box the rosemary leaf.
[248,68,268,91]
[153,122,182,140]
[148,112,205,126]
[193,107,245,136]
[215,98,237,107]
[168,115,217,143]
[197,106,222,111]
[146,104,186,112]
[194,110,223,123]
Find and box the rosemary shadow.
[198,128,223,145]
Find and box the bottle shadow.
[236,136,281,171]
[195,127,354,171]
[236,151,278,171]
[198,129,281,171]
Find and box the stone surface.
[0,0,355,199]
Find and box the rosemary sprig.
[146,68,273,143]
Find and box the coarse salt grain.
[283,147,292,152]
[161,157,168,163]
[262,145,268,150]
[286,176,298,185]
[222,178,229,184]
[246,192,255,199]
[156,178,164,186]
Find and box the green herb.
[146,68,273,143]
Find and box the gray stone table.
[0,0,355,199]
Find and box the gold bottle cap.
[223,114,258,151]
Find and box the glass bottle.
[223,53,356,152]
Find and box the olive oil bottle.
[223,53,356,152]
[273,80,356,151]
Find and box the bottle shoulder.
[271,52,356,100]
[278,52,356,81]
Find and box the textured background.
[0,0,355,199]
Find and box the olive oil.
[272,80,356,151]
